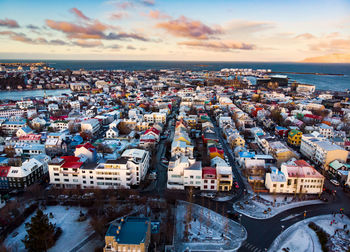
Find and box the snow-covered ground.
[5,206,92,252]
[269,214,350,252]
[233,193,323,219]
[174,200,247,251]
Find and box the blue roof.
[275,126,288,131]
[106,217,149,245]
[238,151,255,158]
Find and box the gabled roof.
[76,142,96,152]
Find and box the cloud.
[73,40,103,48]
[147,10,170,19]
[105,32,148,41]
[141,0,155,6]
[295,33,315,40]
[46,19,108,39]
[0,18,19,28]
[109,12,128,20]
[310,38,350,51]
[178,40,255,51]
[117,1,134,9]
[27,24,40,30]
[108,44,122,49]
[156,16,221,40]
[70,8,91,21]
[301,53,350,63]
[127,45,136,50]
[224,20,275,33]
[0,31,68,46]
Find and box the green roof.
[329,160,350,170]
[288,129,301,137]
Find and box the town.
[0,66,349,252]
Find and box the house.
[167,156,193,190]
[171,139,194,159]
[16,126,34,138]
[7,158,45,189]
[211,157,233,191]
[265,160,324,194]
[208,146,224,160]
[269,141,298,167]
[74,142,97,162]
[228,134,245,148]
[105,127,119,139]
[288,129,302,146]
[104,217,151,252]
[81,119,100,135]
[201,166,217,191]
[329,160,350,182]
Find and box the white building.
[318,124,334,139]
[81,119,100,135]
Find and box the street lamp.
[281,225,285,234]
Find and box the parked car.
[330,179,340,186]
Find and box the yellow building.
[288,129,302,146]
[229,134,245,148]
[104,217,151,252]
[269,141,297,167]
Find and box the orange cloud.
[310,38,350,51]
[0,18,19,28]
[295,33,315,39]
[156,16,222,40]
[70,8,91,21]
[148,10,170,19]
[0,31,68,46]
[46,19,107,39]
[178,40,255,51]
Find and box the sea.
[0,60,349,100]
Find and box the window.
[211,186,214,189]
[83,181,86,184]
[90,181,94,184]
[273,184,277,187]
[54,173,59,176]
[54,178,60,182]
[64,179,69,182]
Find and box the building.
[318,124,334,139]
[211,157,233,191]
[201,166,217,191]
[143,112,167,124]
[81,119,100,135]
[74,142,97,162]
[1,120,26,135]
[105,127,119,139]
[314,141,348,170]
[104,217,151,252]
[7,158,46,189]
[269,141,298,167]
[265,160,324,194]
[49,149,150,189]
[288,129,302,146]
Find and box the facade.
[1,120,26,135]
[74,142,97,162]
[265,160,324,194]
[105,127,119,139]
[81,119,100,135]
[314,141,348,170]
[211,157,233,191]
[7,158,45,189]
[268,141,297,167]
[104,217,151,252]
[0,166,10,190]
[288,129,302,146]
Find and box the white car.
[330,179,340,186]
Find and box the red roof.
[304,114,322,120]
[76,142,96,152]
[0,166,11,178]
[19,134,41,141]
[62,162,83,169]
[61,156,81,162]
[293,159,312,167]
[145,127,160,136]
[345,141,350,146]
[202,166,217,178]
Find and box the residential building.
[314,141,348,170]
[0,166,10,190]
[288,129,302,146]
[265,160,324,194]
[81,119,100,135]
[74,142,97,162]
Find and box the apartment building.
[265,160,324,194]
[81,119,100,135]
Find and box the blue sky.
[0,0,349,61]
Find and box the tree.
[22,209,61,252]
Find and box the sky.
[0,0,350,62]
